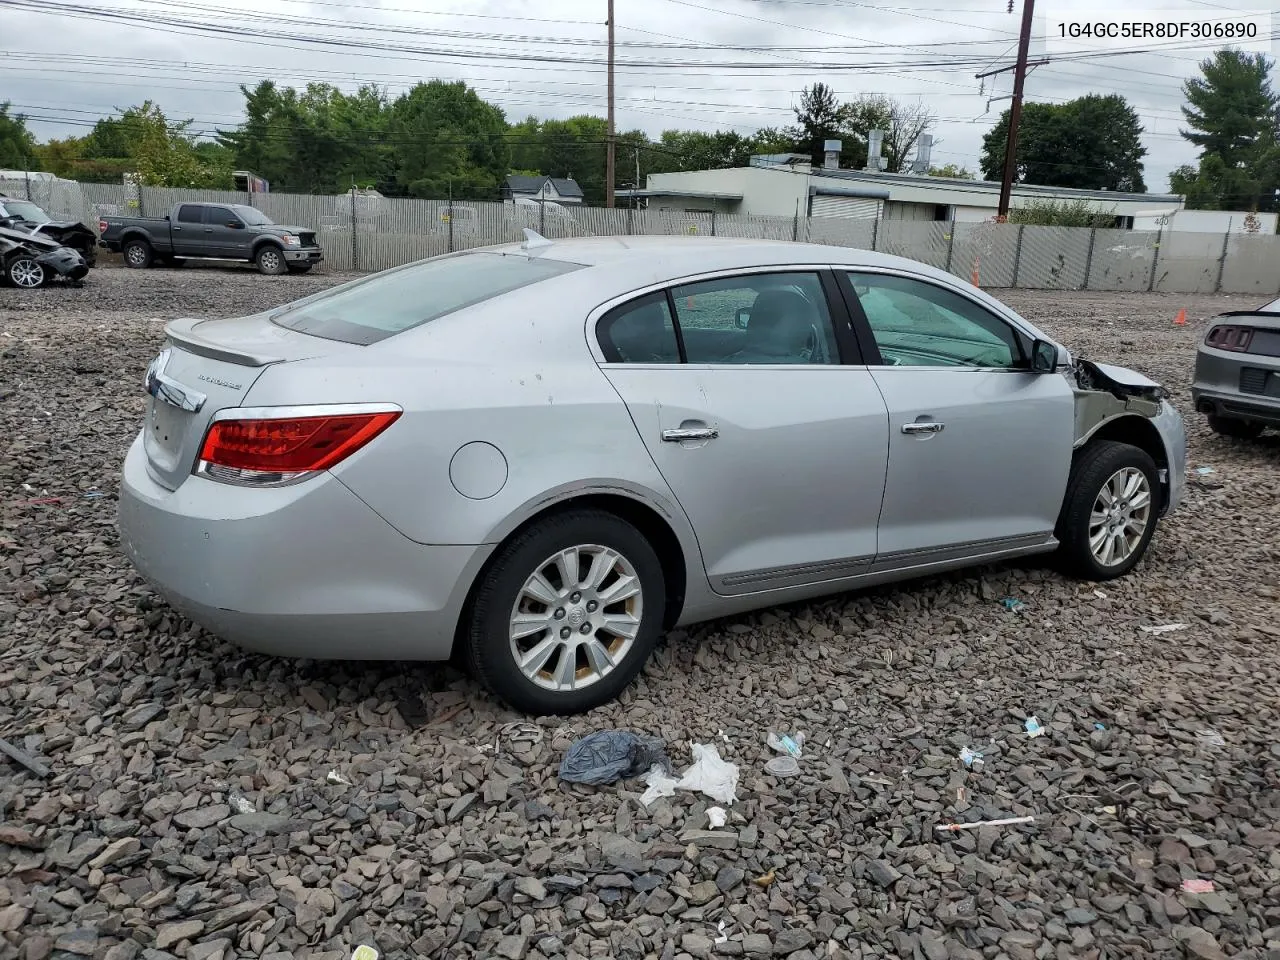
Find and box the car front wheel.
[464,509,665,715]
[255,246,287,275]
[1056,440,1162,581]
[1207,414,1264,440]
[5,256,47,288]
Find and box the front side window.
[846,272,1023,369]
[233,206,273,226]
[270,251,584,345]
[208,206,241,227]
[597,293,680,363]
[671,272,839,365]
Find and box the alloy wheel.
[508,544,644,692]
[10,258,44,288]
[1088,466,1152,567]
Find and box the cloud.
[4,0,1234,191]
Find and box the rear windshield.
[269,252,583,344]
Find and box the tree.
[114,102,231,188]
[0,102,38,169]
[790,83,848,166]
[1007,198,1118,227]
[980,94,1147,192]
[841,95,934,173]
[389,81,509,199]
[929,163,975,179]
[1174,49,1278,211]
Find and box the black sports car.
[0,225,90,288]
[0,196,98,268]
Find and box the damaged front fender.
[1070,358,1186,516]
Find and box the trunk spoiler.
[164,317,286,367]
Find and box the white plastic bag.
[638,763,680,806]
[676,743,740,805]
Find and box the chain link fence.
[4,177,1280,297]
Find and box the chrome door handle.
[902,421,945,435]
[662,427,719,442]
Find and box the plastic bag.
[676,743,740,804]
[558,730,668,786]
[638,763,681,806]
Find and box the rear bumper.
[117,434,489,660]
[1192,347,1280,425]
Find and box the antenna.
[521,228,554,254]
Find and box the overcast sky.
[5,0,1275,193]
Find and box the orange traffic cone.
[1174,308,1187,326]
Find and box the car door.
[204,206,249,258]
[171,203,207,255]
[596,268,890,595]
[838,269,1075,568]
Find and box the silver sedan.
[118,236,1187,715]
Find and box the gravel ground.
[2,268,1280,960]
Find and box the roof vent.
[823,139,842,171]
[865,130,886,172]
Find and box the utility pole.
[606,0,616,208]
[975,0,1043,219]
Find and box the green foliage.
[1007,198,1117,227]
[1175,49,1278,211]
[981,94,1146,192]
[929,163,975,179]
[0,102,38,169]
[390,80,509,199]
[119,102,231,188]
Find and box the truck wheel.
[123,240,153,269]
[255,245,287,276]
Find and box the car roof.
[482,234,945,276]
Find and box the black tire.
[1207,413,1264,440]
[123,239,152,269]
[255,245,287,275]
[1056,440,1162,581]
[286,263,313,274]
[4,255,47,289]
[464,509,666,715]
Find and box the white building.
[502,175,585,205]
[619,154,1188,229]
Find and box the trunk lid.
[141,313,346,490]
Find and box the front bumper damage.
[1069,358,1186,517]
[37,246,89,281]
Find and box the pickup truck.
[99,201,322,275]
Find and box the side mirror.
[735,307,750,329]
[1030,339,1058,373]
[227,220,244,229]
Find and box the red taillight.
[1205,324,1254,352]
[198,410,400,474]
[98,219,107,234]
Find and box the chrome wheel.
[1088,467,1152,567]
[125,244,147,266]
[10,258,44,288]
[509,544,644,692]
[259,249,281,272]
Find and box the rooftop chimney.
[823,139,842,171]
[865,130,886,172]
[911,134,934,175]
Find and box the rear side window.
[176,205,203,224]
[597,293,680,363]
[270,252,584,345]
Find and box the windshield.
[233,205,274,226]
[270,251,584,345]
[1,200,50,223]
[1261,295,1280,314]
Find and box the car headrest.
[747,289,816,356]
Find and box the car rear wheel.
[1056,440,1161,581]
[464,509,665,715]
[123,240,152,269]
[255,245,287,275]
[1207,413,1264,440]
[5,255,47,289]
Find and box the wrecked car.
[1,226,90,288]
[117,236,1186,715]
[1191,294,1280,439]
[0,196,97,268]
